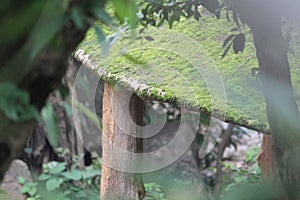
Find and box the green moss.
[77,15,300,133]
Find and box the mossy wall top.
[77,14,300,133]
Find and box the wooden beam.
[100,83,145,200]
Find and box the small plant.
[244,146,260,164]
[19,157,102,200]
[144,183,168,200]
[223,146,261,192]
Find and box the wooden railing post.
[257,134,276,182]
[100,83,145,200]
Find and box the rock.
[223,131,262,162]
[0,159,31,200]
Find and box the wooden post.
[100,83,145,200]
[257,134,276,182]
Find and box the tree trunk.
[20,93,86,174]
[238,1,300,198]
[257,134,276,182]
[253,23,300,200]
[100,84,145,200]
[215,124,234,196]
[20,57,105,174]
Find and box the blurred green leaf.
[73,100,102,130]
[91,6,114,27]
[82,166,102,179]
[0,0,67,83]
[0,1,45,46]
[28,187,37,196]
[42,102,60,148]
[38,174,51,181]
[112,0,138,27]
[62,169,82,181]
[59,101,73,117]
[94,25,106,43]
[21,182,38,194]
[93,25,111,56]
[245,146,260,163]
[144,182,167,200]
[0,82,39,121]
[48,162,66,174]
[27,0,66,60]
[71,7,85,29]
[18,177,25,185]
[46,178,64,191]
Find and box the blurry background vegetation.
[1,0,300,200]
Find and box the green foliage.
[41,103,60,148]
[0,0,68,83]
[41,89,76,149]
[112,0,138,27]
[0,82,39,121]
[20,182,39,198]
[245,146,260,164]
[71,7,86,30]
[223,147,261,193]
[222,30,246,59]
[139,0,251,65]
[224,163,261,192]
[144,183,168,200]
[139,0,220,28]
[27,0,66,60]
[0,0,138,84]
[0,1,46,46]
[59,101,73,117]
[20,157,102,200]
[72,100,102,130]
[18,150,171,200]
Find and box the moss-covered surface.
[77,14,300,133]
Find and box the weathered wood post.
[100,83,145,200]
[257,134,275,181]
